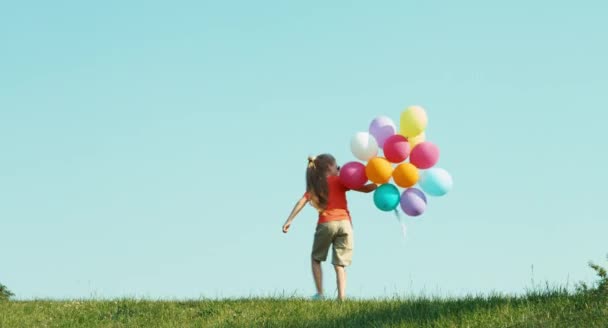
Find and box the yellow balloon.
[365,157,393,184]
[408,132,426,149]
[392,163,419,188]
[400,105,428,138]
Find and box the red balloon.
[383,135,410,163]
[410,142,440,169]
[338,161,368,189]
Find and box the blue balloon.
[419,168,453,197]
[373,183,400,211]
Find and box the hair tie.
[308,156,316,168]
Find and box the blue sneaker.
[311,293,324,300]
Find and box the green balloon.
[373,183,400,211]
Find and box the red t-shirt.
[304,175,351,224]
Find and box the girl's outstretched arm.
[353,183,378,193]
[282,196,308,233]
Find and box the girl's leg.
[311,223,332,297]
[331,221,352,301]
[334,265,346,300]
[312,259,323,295]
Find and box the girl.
[282,154,377,301]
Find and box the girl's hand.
[282,196,307,234]
[353,183,378,193]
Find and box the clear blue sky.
[1,0,607,300]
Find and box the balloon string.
[393,209,407,239]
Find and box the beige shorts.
[311,220,353,266]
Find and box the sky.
[1,0,607,300]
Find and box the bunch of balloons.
[340,105,453,217]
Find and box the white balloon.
[350,132,378,161]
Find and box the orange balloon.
[392,163,419,188]
[365,157,393,184]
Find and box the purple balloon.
[400,188,427,216]
[369,116,396,148]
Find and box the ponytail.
[305,154,336,210]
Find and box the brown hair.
[306,154,337,211]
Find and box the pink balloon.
[339,162,368,189]
[383,135,410,163]
[410,142,440,169]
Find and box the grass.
[0,291,606,328]
[2,259,607,327]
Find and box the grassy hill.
[0,291,606,327]
[1,260,606,327]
